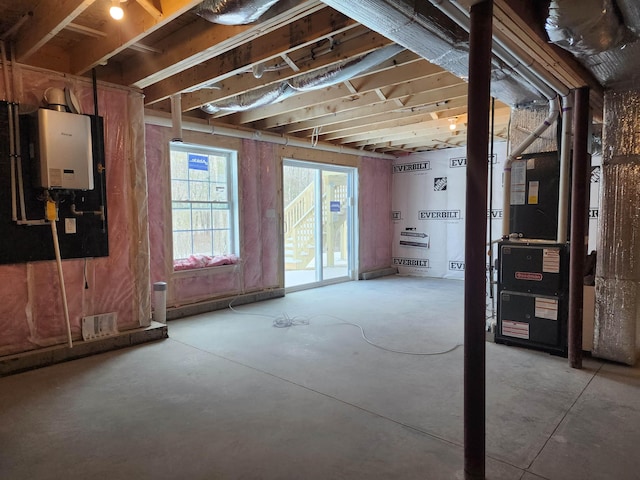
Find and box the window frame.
[169,141,240,268]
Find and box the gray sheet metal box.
[36,108,94,190]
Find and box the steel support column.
[464,1,493,478]
[568,86,590,369]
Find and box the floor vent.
[82,313,118,341]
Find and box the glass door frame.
[283,158,358,292]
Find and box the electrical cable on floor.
[310,313,463,356]
[228,296,309,328]
[272,312,310,328]
[227,299,462,356]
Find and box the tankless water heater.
[36,108,94,190]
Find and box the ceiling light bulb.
[449,119,457,131]
[110,2,124,20]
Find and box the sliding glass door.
[283,160,356,290]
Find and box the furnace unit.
[495,241,569,356]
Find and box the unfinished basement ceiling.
[0,0,607,156]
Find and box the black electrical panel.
[496,241,568,356]
[0,102,108,264]
[509,151,567,242]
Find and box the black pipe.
[464,1,493,478]
[92,68,107,233]
[92,68,99,117]
[568,86,590,369]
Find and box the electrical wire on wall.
[227,299,463,356]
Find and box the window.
[170,143,239,267]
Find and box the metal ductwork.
[546,0,640,88]
[318,0,545,106]
[545,0,630,57]
[196,0,282,25]
[201,44,404,114]
[288,44,404,91]
[201,83,294,114]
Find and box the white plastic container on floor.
[153,281,167,324]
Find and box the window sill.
[172,262,239,278]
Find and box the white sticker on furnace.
[502,320,529,339]
[510,160,526,206]
[542,248,560,273]
[535,297,558,321]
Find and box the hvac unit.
[496,241,569,356]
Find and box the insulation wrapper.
[594,278,639,365]
[545,0,627,57]
[0,66,150,355]
[197,0,281,25]
[594,89,640,365]
[546,0,640,88]
[509,105,559,155]
[320,0,543,106]
[288,44,404,92]
[203,45,404,114]
[618,0,640,35]
[145,128,280,308]
[203,83,294,114]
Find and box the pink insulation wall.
[359,156,393,273]
[0,67,393,358]
[146,125,280,307]
[0,67,148,356]
[147,123,394,307]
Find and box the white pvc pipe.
[557,94,574,243]
[492,33,570,98]
[153,281,167,324]
[428,1,571,239]
[51,219,73,348]
[145,109,397,160]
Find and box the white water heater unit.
[36,108,93,190]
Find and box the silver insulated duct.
[197,0,282,25]
[201,83,294,114]
[546,0,640,88]
[594,89,640,365]
[545,0,629,57]
[201,44,404,114]
[288,44,404,91]
[318,0,545,106]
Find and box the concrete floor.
[1,276,639,479]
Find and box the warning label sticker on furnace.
[528,181,539,205]
[510,160,526,205]
[502,320,530,339]
[515,271,543,281]
[543,248,560,273]
[535,297,558,321]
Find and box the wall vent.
[82,312,118,341]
